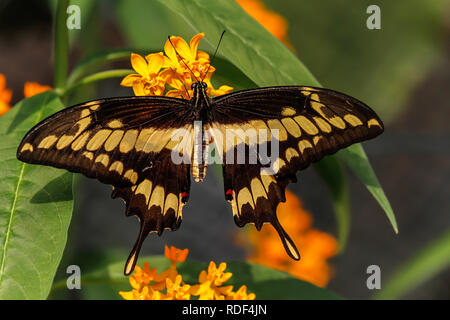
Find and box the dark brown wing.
[210,86,384,260]
[17,96,194,274]
[112,151,191,275]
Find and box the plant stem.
[54,0,70,93]
[63,69,134,96]
[374,230,450,299]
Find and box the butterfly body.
[17,83,384,275]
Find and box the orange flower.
[24,82,52,98]
[0,73,12,116]
[244,190,338,287]
[165,245,189,263]
[236,0,294,50]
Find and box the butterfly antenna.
[170,67,191,99]
[168,36,200,83]
[201,30,226,82]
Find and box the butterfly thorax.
[190,81,212,183]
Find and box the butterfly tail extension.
[272,218,301,260]
[124,222,149,275]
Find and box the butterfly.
[17,81,384,275]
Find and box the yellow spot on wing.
[367,118,381,128]
[344,114,363,127]
[71,131,90,151]
[281,118,302,138]
[87,129,111,151]
[104,130,124,151]
[313,116,332,133]
[271,158,286,173]
[164,193,179,216]
[56,135,76,150]
[260,174,276,193]
[294,115,319,135]
[124,169,138,184]
[310,93,346,129]
[120,130,138,153]
[135,179,153,204]
[95,154,110,167]
[298,140,313,153]
[281,107,296,116]
[285,147,299,162]
[237,187,255,210]
[109,161,124,175]
[267,119,288,141]
[38,135,58,149]
[250,178,267,200]
[21,143,34,153]
[149,186,165,209]
[82,151,94,160]
[135,128,156,151]
[107,119,123,128]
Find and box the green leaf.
[155,0,397,236]
[337,144,398,233]
[314,158,350,251]
[0,92,73,299]
[56,256,340,300]
[374,230,450,300]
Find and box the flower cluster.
[119,245,255,300]
[240,190,338,287]
[121,33,233,100]
[0,73,51,116]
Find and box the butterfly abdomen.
[191,122,210,182]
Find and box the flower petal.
[120,73,141,87]
[189,33,205,58]
[146,52,165,75]
[131,53,149,77]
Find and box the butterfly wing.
[210,86,384,260]
[17,96,194,274]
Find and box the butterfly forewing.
[210,86,384,258]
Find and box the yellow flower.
[0,73,12,116]
[121,33,234,100]
[165,274,191,300]
[227,285,256,300]
[190,261,234,300]
[163,33,233,99]
[243,190,338,287]
[121,52,167,96]
[24,82,52,98]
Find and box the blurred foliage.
[263,0,448,123]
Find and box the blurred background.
[0,0,448,299]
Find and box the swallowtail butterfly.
[17,81,383,275]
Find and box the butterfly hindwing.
[211,86,384,258]
[112,152,191,274]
